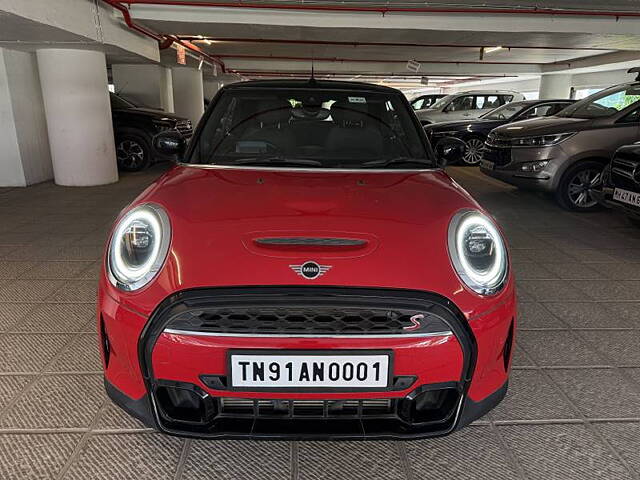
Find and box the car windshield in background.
[110,93,136,109]
[427,95,454,110]
[188,88,432,169]
[557,84,640,119]
[482,102,527,120]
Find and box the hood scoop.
[255,237,367,247]
[243,231,379,259]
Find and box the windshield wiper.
[361,157,432,168]
[226,157,323,167]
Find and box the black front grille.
[482,145,512,166]
[218,398,395,418]
[611,156,640,191]
[153,379,462,438]
[164,292,452,336]
[141,287,477,439]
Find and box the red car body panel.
[99,163,516,438]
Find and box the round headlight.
[448,210,508,295]
[107,204,171,291]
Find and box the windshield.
[557,84,640,119]
[187,87,432,169]
[482,102,528,120]
[427,95,454,111]
[411,95,442,110]
[110,93,136,109]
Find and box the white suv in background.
[416,90,526,125]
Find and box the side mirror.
[153,131,187,158]
[434,137,466,167]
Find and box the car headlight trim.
[511,132,575,147]
[448,210,508,296]
[107,204,171,291]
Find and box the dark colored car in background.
[110,93,193,171]
[424,99,575,165]
[480,74,640,211]
[410,94,446,111]
[594,143,640,227]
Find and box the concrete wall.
[112,64,174,111]
[172,67,204,126]
[0,48,52,186]
[572,69,632,89]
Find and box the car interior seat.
[239,99,295,154]
[325,100,384,160]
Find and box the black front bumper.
[105,377,507,440]
[593,188,640,220]
[106,286,507,440]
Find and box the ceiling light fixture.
[485,46,503,53]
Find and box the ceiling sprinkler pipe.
[101,0,226,72]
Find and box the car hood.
[492,116,593,138]
[106,165,511,318]
[113,106,189,121]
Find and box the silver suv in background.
[409,93,446,111]
[480,72,640,211]
[415,90,525,125]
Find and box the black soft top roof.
[222,79,401,94]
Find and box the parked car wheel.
[115,133,151,172]
[555,161,604,212]
[461,136,485,165]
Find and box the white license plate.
[229,352,390,389]
[480,159,495,170]
[614,188,640,207]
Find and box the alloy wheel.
[462,138,485,165]
[116,140,145,169]
[567,168,602,209]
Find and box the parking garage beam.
[37,49,118,186]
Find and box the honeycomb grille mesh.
[165,299,451,336]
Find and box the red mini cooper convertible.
[99,80,516,439]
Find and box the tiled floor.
[0,165,639,479]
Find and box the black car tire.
[115,132,151,172]
[555,160,605,212]
[461,136,485,166]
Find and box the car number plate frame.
[227,349,393,392]
[614,188,640,208]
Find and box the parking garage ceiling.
[111,0,640,89]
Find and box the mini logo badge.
[290,261,331,280]
[403,314,424,331]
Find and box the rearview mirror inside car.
[435,137,466,167]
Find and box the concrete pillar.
[37,49,118,186]
[111,64,174,112]
[203,77,223,101]
[172,67,204,126]
[539,74,573,99]
[0,48,53,187]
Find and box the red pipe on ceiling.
[178,37,612,52]
[101,0,226,72]
[121,0,640,18]
[215,53,553,66]
[229,69,515,78]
